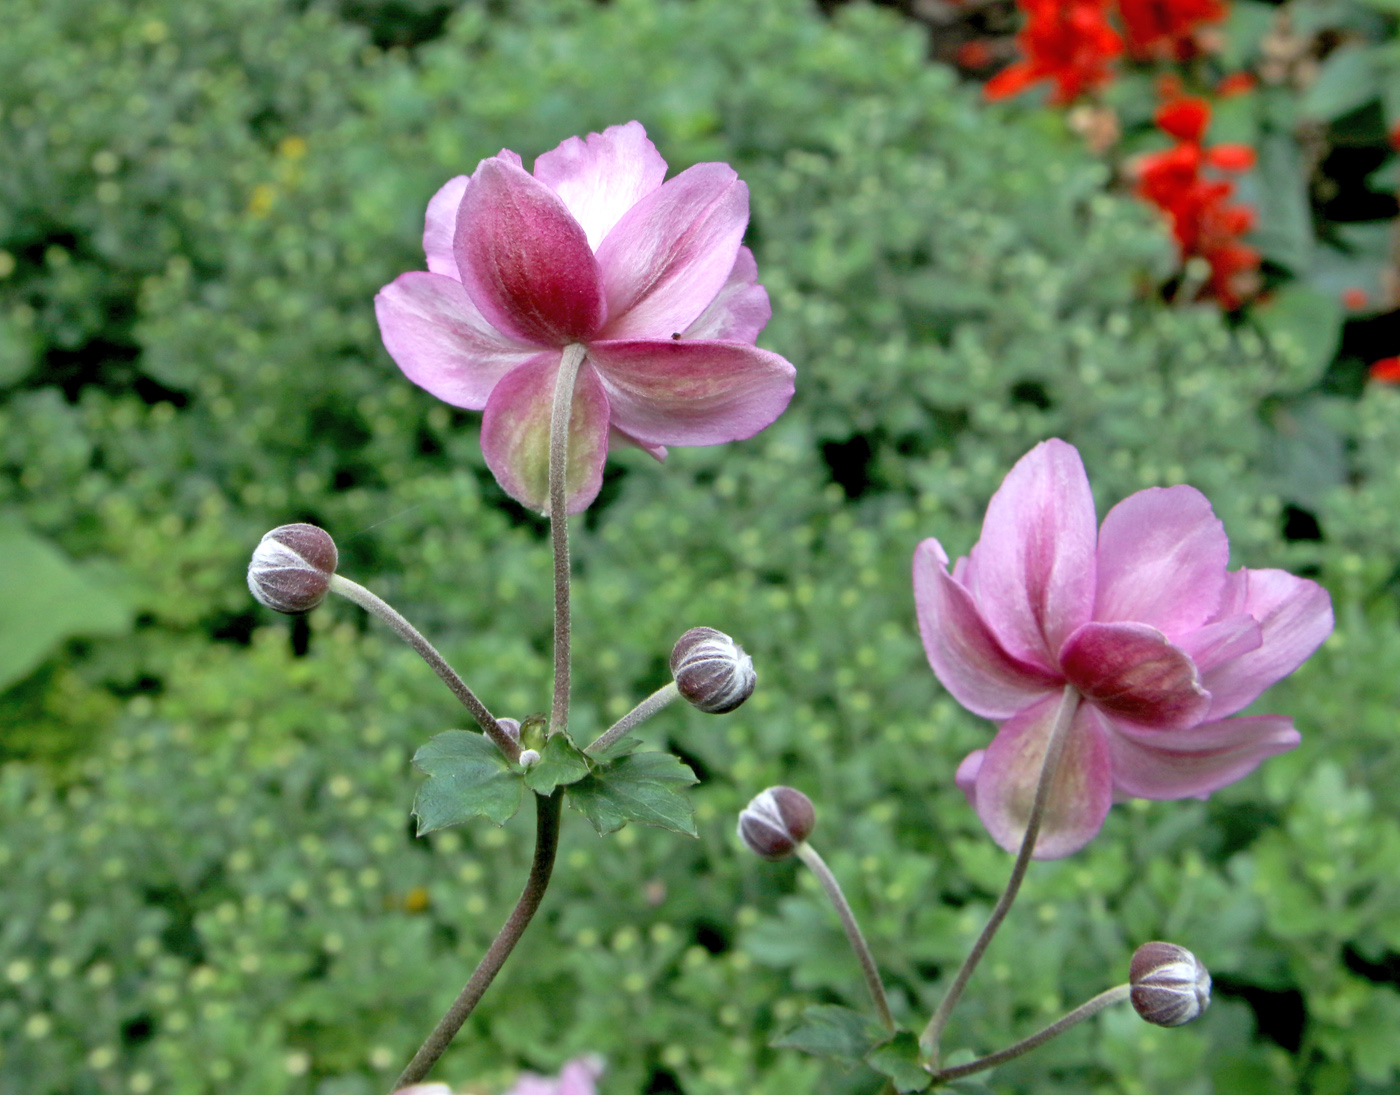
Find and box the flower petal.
[973,695,1113,859]
[595,163,748,339]
[532,121,669,250]
[479,354,611,515]
[1201,568,1334,717]
[1060,621,1210,730]
[1107,715,1300,799]
[607,425,667,462]
[374,272,544,409]
[913,538,1062,719]
[967,439,1098,671]
[1093,485,1229,638]
[682,247,772,343]
[454,156,606,346]
[1176,613,1261,674]
[585,338,794,446]
[424,175,469,278]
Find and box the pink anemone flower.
[375,121,796,513]
[913,439,1333,859]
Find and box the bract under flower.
[376,122,795,513]
[914,440,1333,859]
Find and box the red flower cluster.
[985,0,1122,105]
[1118,0,1226,60]
[1133,96,1260,309]
[986,0,1229,103]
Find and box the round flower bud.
[518,749,541,769]
[1130,942,1211,1027]
[670,627,756,714]
[738,786,816,860]
[247,524,338,614]
[496,718,522,745]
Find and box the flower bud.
[518,748,540,769]
[738,786,815,860]
[1129,942,1211,1027]
[670,627,755,714]
[247,524,338,614]
[496,718,521,744]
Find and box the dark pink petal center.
[1060,621,1210,730]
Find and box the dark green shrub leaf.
[866,1031,933,1092]
[411,730,524,832]
[565,752,697,836]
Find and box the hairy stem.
[920,684,1081,1063]
[584,682,680,757]
[549,343,588,738]
[927,984,1130,1084]
[796,842,895,1033]
[328,574,518,763]
[391,792,563,1090]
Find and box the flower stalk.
[549,342,588,738]
[584,681,679,757]
[920,684,1081,1064]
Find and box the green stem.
[583,682,680,757]
[920,684,1081,1064]
[548,343,588,739]
[927,984,1130,1084]
[796,842,895,1033]
[328,574,518,763]
[389,792,563,1090]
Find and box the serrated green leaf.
[412,730,524,832]
[523,733,590,795]
[585,733,642,762]
[0,519,130,692]
[867,1032,932,1092]
[771,1005,884,1063]
[566,752,698,836]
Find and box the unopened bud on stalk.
[247,523,338,614]
[497,718,521,745]
[738,786,815,860]
[1129,942,1211,1027]
[670,627,755,714]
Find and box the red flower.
[1134,97,1260,309]
[1370,357,1400,383]
[985,0,1122,105]
[1118,0,1226,60]
[1343,288,1369,311]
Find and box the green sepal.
[866,1031,932,1093]
[411,730,524,833]
[770,1005,884,1064]
[523,733,591,795]
[565,751,697,836]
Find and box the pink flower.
[913,440,1333,859]
[504,1057,602,1095]
[375,121,795,513]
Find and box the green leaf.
[586,732,642,762]
[1253,284,1342,378]
[523,733,591,795]
[566,752,698,836]
[1300,45,1381,121]
[1247,131,1314,274]
[866,1032,932,1093]
[411,730,524,833]
[771,1005,884,1063]
[0,519,130,692]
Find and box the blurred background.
[3,0,1400,1092]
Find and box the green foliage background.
[2,0,1399,1092]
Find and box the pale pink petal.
[607,425,667,461]
[424,175,469,278]
[1175,614,1261,674]
[585,338,794,446]
[955,750,985,809]
[454,157,606,346]
[556,1059,603,1095]
[967,439,1098,671]
[973,695,1113,859]
[682,247,771,343]
[1107,715,1300,799]
[480,355,610,515]
[594,164,748,340]
[1060,621,1210,730]
[1093,485,1229,638]
[533,121,669,250]
[1201,569,1333,717]
[913,538,1062,719]
[374,272,545,409]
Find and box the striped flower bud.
[738,786,815,860]
[247,524,338,614]
[670,627,755,714]
[1129,942,1211,1027]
